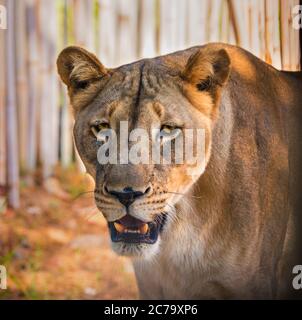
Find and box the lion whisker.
[72,190,95,201]
[166,191,203,199]
[82,206,101,221]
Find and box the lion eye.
[196,76,212,91]
[161,125,174,134]
[74,80,89,90]
[91,122,110,138]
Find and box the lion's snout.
[104,185,151,208]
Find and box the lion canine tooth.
[140,223,149,234]
[114,222,125,233]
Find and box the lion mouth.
[108,214,167,244]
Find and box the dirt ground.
[0,167,138,300]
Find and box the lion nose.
[106,186,150,207]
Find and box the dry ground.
[0,167,138,299]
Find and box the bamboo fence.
[0,0,301,208]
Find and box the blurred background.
[0,0,301,299]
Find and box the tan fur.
[57,43,302,299]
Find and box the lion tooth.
[114,222,125,233]
[139,223,149,235]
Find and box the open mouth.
[108,214,167,244]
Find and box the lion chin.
[111,239,161,259]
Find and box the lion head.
[57,44,230,258]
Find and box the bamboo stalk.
[186,0,208,47]
[48,0,59,171]
[72,0,93,172]
[280,0,301,70]
[289,0,300,70]
[227,0,240,45]
[60,89,73,168]
[159,0,189,54]
[265,0,282,69]
[220,0,231,43]
[116,0,138,65]
[0,0,7,213]
[0,0,6,188]
[15,0,28,171]
[249,0,262,58]
[229,0,253,50]
[26,0,39,173]
[208,0,222,43]
[138,0,156,58]
[174,0,187,50]
[85,0,94,51]
[73,0,94,50]
[6,0,20,208]
[98,0,117,67]
[159,0,177,54]
[280,0,294,70]
[60,0,73,168]
[258,0,266,61]
[39,0,51,179]
[39,0,59,179]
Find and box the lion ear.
[57,46,107,88]
[183,48,231,92]
[57,46,108,112]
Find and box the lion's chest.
[134,223,216,299]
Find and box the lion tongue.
[118,214,145,227]
[114,215,149,234]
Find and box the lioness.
[57,43,302,299]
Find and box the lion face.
[57,45,230,258]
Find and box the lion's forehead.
[89,61,186,126]
[110,60,180,97]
